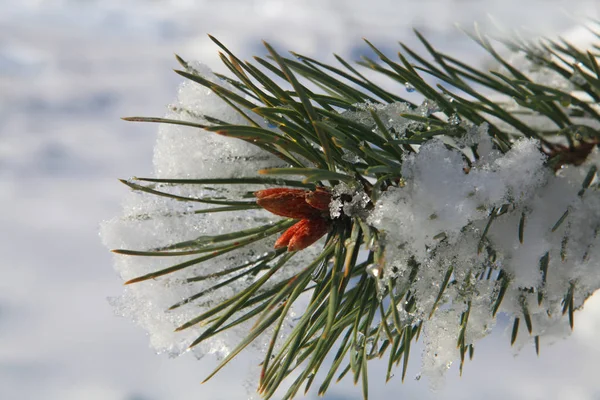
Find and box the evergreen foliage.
[114,24,600,399]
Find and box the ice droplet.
[264,119,278,129]
[405,82,416,93]
[444,93,454,103]
[329,198,343,219]
[365,336,377,354]
[448,113,461,125]
[419,99,439,117]
[366,263,382,279]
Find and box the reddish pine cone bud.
[255,188,319,219]
[256,187,332,251]
[275,218,329,251]
[305,187,332,211]
[254,188,305,197]
[255,188,331,219]
[273,220,304,249]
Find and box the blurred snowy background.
[1,0,600,399]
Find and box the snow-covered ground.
[1,1,600,399]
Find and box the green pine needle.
[114,25,600,400]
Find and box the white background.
[1,1,600,399]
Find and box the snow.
[101,63,324,370]
[153,62,284,180]
[329,181,371,219]
[344,21,600,385]
[368,126,599,383]
[342,101,435,138]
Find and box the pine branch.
[110,24,600,400]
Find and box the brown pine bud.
[254,188,306,198]
[305,187,332,211]
[274,220,304,249]
[254,188,319,219]
[256,187,332,251]
[275,218,329,252]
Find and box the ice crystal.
[342,101,436,139]
[329,182,371,219]
[368,125,600,383]
[101,62,320,364]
